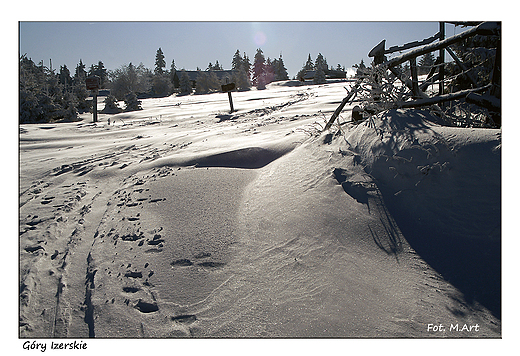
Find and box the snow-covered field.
[19,80,501,339]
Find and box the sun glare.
[253,31,267,46]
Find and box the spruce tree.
[235,67,251,91]
[101,95,122,114]
[208,71,221,91]
[95,61,108,88]
[418,52,435,75]
[179,70,192,95]
[59,65,72,87]
[124,91,142,111]
[275,54,289,81]
[242,53,251,82]
[313,65,326,84]
[195,71,209,94]
[170,59,177,87]
[253,48,266,88]
[315,53,327,71]
[304,54,314,71]
[74,59,87,83]
[155,48,166,75]
[232,50,243,71]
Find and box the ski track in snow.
[19,81,501,338]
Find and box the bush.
[101,95,122,114]
[124,92,142,112]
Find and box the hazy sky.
[19,21,461,78]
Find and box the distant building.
[303,69,346,81]
[172,70,238,88]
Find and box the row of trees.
[294,53,347,84]
[20,55,90,123]
[20,47,345,123]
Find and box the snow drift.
[19,81,501,339]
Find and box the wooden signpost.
[86,76,100,122]
[221,82,236,112]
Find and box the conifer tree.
[253,48,266,88]
[74,59,87,83]
[170,59,177,86]
[124,91,142,111]
[315,53,327,71]
[232,50,243,71]
[179,70,192,95]
[313,65,326,84]
[304,54,314,71]
[274,54,289,81]
[195,71,209,94]
[242,53,251,82]
[59,65,72,87]
[207,71,221,91]
[155,48,166,75]
[418,52,436,75]
[95,61,108,87]
[101,95,122,114]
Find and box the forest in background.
[19,42,472,124]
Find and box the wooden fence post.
[439,22,445,96]
[410,57,420,98]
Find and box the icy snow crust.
[19,81,501,338]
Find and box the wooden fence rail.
[324,21,501,130]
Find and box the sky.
[19,21,461,78]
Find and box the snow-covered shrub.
[179,70,192,95]
[101,95,122,114]
[124,92,142,112]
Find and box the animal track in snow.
[170,259,193,267]
[171,314,197,323]
[124,271,143,278]
[134,299,159,313]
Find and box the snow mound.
[344,108,501,241]
[266,80,303,88]
[148,139,297,170]
[338,108,501,316]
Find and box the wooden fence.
[324,21,501,130]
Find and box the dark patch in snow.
[193,146,292,169]
[134,300,159,313]
[170,259,193,267]
[171,314,197,323]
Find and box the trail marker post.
[221,82,236,113]
[86,76,100,123]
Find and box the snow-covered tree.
[124,91,142,111]
[59,65,72,87]
[19,55,80,123]
[155,48,166,75]
[207,71,221,91]
[108,62,152,100]
[315,53,327,71]
[418,52,435,75]
[313,65,326,84]
[87,61,108,88]
[179,70,192,95]
[207,60,223,71]
[101,95,122,114]
[304,54,314,71]
[242,52,251,82]
[152,73,172,97]
[232,50,243,71]
[253,48,266,88]
[234,67,251,91]
[170,59,176,86]
[264,57,275,84]
[353,59,367,78]
[195,71,209,94]
[74,59,87,83]
[273,54,289,81]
